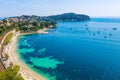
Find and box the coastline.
[5,29,49,80]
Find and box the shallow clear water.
[17,18,120,80]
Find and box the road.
[0,30,15,72]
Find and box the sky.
[0,0,120,17]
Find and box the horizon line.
[1,15,120,19]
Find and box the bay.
[17,18,120,80]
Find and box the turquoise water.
[17,18,120,80]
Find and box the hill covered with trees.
[12,13,90,22]
[47,13,90,21]
[0,12,90,35]
[0,17,56,35]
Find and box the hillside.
[47,13,90,21]
[0,13,90,35]
[8,13,90,22]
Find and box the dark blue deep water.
[18,18,120,80]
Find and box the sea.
[0,18,4,20]
[17,18,120,80]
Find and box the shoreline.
[5,29,49,80]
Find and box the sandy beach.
[5,29,49,80]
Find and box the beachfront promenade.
[0,30,15,72]
[0,30,14,71]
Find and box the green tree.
[5,53,9,60]
[0,29,3,35]
[0,65,24,80]
[4,33,13,45]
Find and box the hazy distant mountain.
[7,13,90,22]
[47,13,90,21]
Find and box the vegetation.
[17,22,55,32]
[4,33,13,45]
[48,13,91,21]
[9,62,13,68]
[5,53,9,60]
[15,13,90,22]
[0,65,24,80]
[0,19,56,34]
